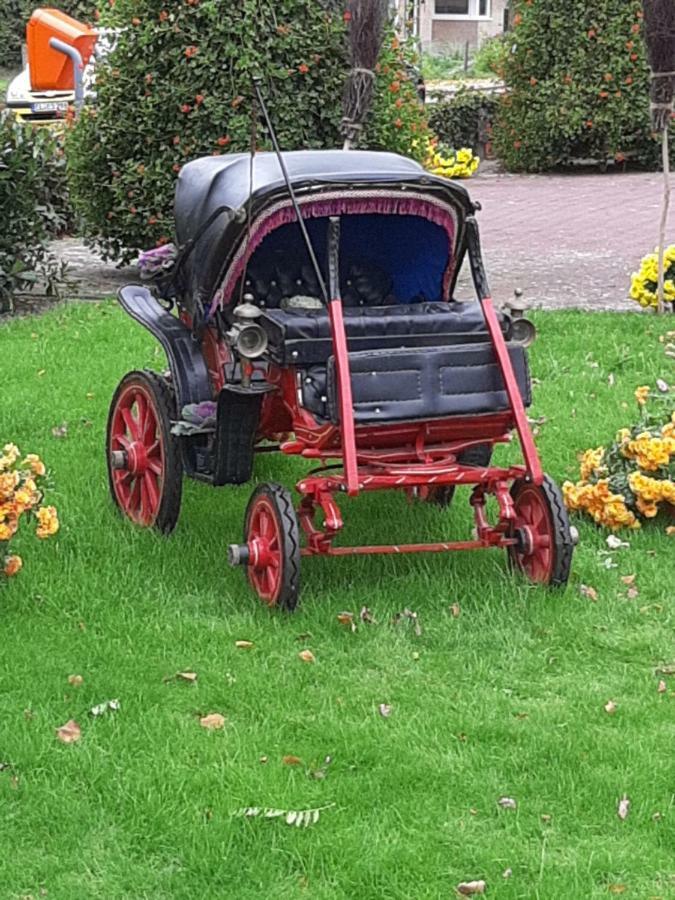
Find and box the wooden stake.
[657,127,671,315]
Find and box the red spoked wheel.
[508,475,574,587]
[243,483,300,611]
[106,370,183,534]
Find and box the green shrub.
[0,113,67,312]
[1,1,95,67]
[429,88,498,153]
[494,0,674,172]
[365,32,430,163]
[66,0,348,263]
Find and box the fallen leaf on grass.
[234,804,333,827]
[360,606,377,625]
[604,700,617,714]
[67,674,83,687]
[656,664,675,676]
[502,868,512,879]
[235,640,254,650]
[282,755,302,766]
[498,796,517,809]
[666,526,675,536]
[657,680,667,694]
[541,813,552,824]
[393,608,422,636]
[626,586,640,600]
[298,649,315,663]
[51,423,68,439]
[177,671,198,683]
[200,713,226,730]
[457,880,486,895]
[310,755,333,780]
[580,584,598,602]
[259,755,268,764]
[620,574,636,586]
[56,720,81,744]
[90,699,120,717]
[606,535,629,550]
[656,378,669,393]
[449,603,461,618]
[617,794,630,821]
[608,885,627,895]
[378,703,392,718]
[337,612,356,632]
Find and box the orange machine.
[27,9,97,91]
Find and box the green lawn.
[1,302,674,900]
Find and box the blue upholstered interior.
[249,214,450,304]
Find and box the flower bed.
[563,386,675,531]
[0,444,59,579]
[630,245,675,310]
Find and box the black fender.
[118,285,211,409]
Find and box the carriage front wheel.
[106,370,183,534]
[238,483,301,611]
[508,475,574,587]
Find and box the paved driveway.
[455,170,673,311]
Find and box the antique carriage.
[107,149,575,609]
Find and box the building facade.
[393,0,509,50]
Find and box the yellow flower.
[22,454,46,478]
[635,385,650,406]
[2,554,23,577]
[579,446,605,481]
[36,505,59,539]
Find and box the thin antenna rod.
[252,77,330,304]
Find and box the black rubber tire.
[212,391,262,486]
[106,370,183,534]
[426,443,493,508]
[244,483,301,611]
[508,474,574,588]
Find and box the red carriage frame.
[107,149,575,610]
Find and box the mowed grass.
[0,302,674,900]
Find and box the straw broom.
[342,0,389,150]
[642,0,675,314]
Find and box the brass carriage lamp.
[227,297,269,366]
[507,288,537,348]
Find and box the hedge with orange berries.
[66,0,349,263]
[494,0,675,172]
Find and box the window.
[434,0,491,16]
[435,0,469,13]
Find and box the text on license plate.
[31,101,69,113]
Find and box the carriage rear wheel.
[426,444,493,507]
[243,483,300,611]
[107,370,183,534]
[508,475,573,587]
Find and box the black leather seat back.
[313,343,530,424]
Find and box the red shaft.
[480,297,543,485]
[328,297,359,496]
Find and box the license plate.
[31,101,69,114]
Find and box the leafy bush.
[494,0,674,172]
[429,88,498,153]
[66,0,348,263]
[0,113,68,311]
[1,0,95,66]
[365,32,430,163]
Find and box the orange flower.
[185,46,199,58]
[298,64,309,75]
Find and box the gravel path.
[51,169,673,312]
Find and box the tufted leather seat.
[260,301,510,365]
